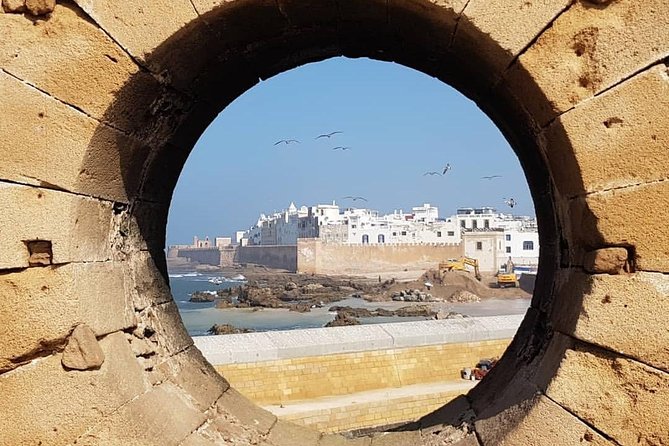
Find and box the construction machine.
[439,257,482,281]
[497,272,519,288]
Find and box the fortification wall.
[1,1,668,445]
[298,239,464,274]
[176,247,221,266]
[236,245,298,272]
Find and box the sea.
[170,271,532,337]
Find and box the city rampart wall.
[236,245,298,272]
[297,238,464,274]
[176,247,221,266]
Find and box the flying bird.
[442,163,452,174]
[316,131,343,139]
[481,175,502,180]
[274,139,300,146]
[423,171,442,176]
[503,198,517,208]
[343,196,368,202]
[332,146,351,151]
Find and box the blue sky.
[166,57,534,245]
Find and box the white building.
[242,202,460,246]
[457,207,539,271]
[240,203,539,271]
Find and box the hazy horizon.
[166,57,534,246]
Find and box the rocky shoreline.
[182,265,531,334]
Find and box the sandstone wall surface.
[1,0,667,445]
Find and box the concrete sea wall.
[195,315,521,432]
[236,245,298,271]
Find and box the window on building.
[437,231,442,237]
[362,234,369,244]
[447,231,455,236]
[460,220,466,228]
[378,234,385,243]
[523,241,534,250]
[392,232,397,236]
[472,220,478,229]
[484,219,490,229]
[351,224,356,229]
[401,231,407,236]
[506,246,511,253]
[505,234,511,241]
[476,241,483,250]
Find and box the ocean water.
[169,272,531,336]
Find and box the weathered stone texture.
[545,65,669,198]
[267,419,321,446]
[476,395,612,446]
[0,262,134,371]
[0,72,150,202]
[570,181,669,272]
[61,324,105,370]
[1,0,668,444]
[142,302,193,356]
[126,250,173,311]
[319,434,372,446]
[72,0,199,80]
[0,184,113,269]
[545,341,669,445]
[0,3,161,133]
[76,382,206,446]
[583,247,628,274]
[455,0,571,73]
[507,0,669,126]
[0,332,146,445]
[24,0,54,15]
[2,0,25,13]
[552,271,669,371]
[371,431,422,446]
[215,388,277,436]
[157,346,229,410]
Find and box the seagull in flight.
[481,175,502,180]
[316,131,343,139]
[343,196,368,202]
[274,139,300,146]
[423,171,442,176]
[442,163,452,174]
[332,146,351,151]
[503,198,517,208]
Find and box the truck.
[439,257,482,281]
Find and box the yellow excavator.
[439,257,482,281]
[497,257,519,288]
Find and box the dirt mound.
[384,270,496,301]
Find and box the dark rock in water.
[325,313,360,327]
[374,308,395,317]
[394,304,437,317]
[215,298,234,309]
[328,306,374,318]
[208,324,253,335]
[189,291,216,303]
[288,303,312,313]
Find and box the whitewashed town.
[169,201,539,274]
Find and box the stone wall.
[2,0,668,445]
[297,239,464,274]
[236,245,298,272]
[195,317,518,432]
[175,247,221,266]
